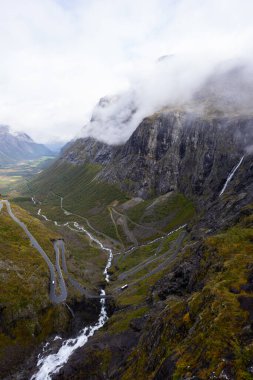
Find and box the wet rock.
[153,262,194,300]
[238,296,253,322]
[229,287,240,294]
[129,315,148,332]
[240,270,253,292]
[53,330,140,380]
[153,355,177,380]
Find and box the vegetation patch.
[0,205,68,376]
[121,210,253,380]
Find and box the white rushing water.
[219,156,244,196]
[37,206,51,221]
[31,290,108,380]
[72,222,113,283]
[31,202,113,379]
[30,194,186,378]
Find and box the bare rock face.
[64,110,253,201]
[106,111,253,198]
[60,63,253,201]
[61,137,117,166]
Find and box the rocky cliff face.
[104,112,252,198]
[62,110,253,203]
[62,136,115,166]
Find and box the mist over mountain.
[0,125,52,164]
[78,60,253,145]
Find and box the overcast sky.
[0,0,253,144]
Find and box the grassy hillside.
[17,161,195,249]
[120,209,253,380]
[0,203,68,377]
[0,199,111,377]
[5,155,253,379]
[25,161,128,214]
[65,208,253,380]
[17,161,129,241]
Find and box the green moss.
[107,306,148,334]
[18,161,129,240]
[120,211,253,380]
[0,204,70,373]
[126,192,195,234]
[126,199,153,223]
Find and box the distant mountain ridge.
[0,125,52,163]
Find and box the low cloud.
[80,57,253,145]
[0,0,253,143]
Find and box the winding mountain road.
[0,199,67,304]
[54,240,90,296]
[54,239,109,299]
[114,230,187,294]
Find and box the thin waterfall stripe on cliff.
[219,156,244,196]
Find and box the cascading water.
[31,290,108,380]
[31,195,179,379]
[219,156,244,196]
[31,199,113,380]
[72,222,113,283]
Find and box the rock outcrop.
[61,137,115,166]
[62,110,253,202]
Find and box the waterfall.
[219,156,244,196]
[31,222,112,379]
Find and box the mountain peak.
[12,131,34,143]
[0,125,52,164]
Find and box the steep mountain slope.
[51,212,253,380]
[0,125,52,164]
[11,66,253,379]
[36,149,252,380]
[14,103,252,379]
[0,199,111,379]
[78,94,138,145]
[61,64,253,202]
[0,202,68,377]
[99,112,252,199]
[61,110,252,203]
